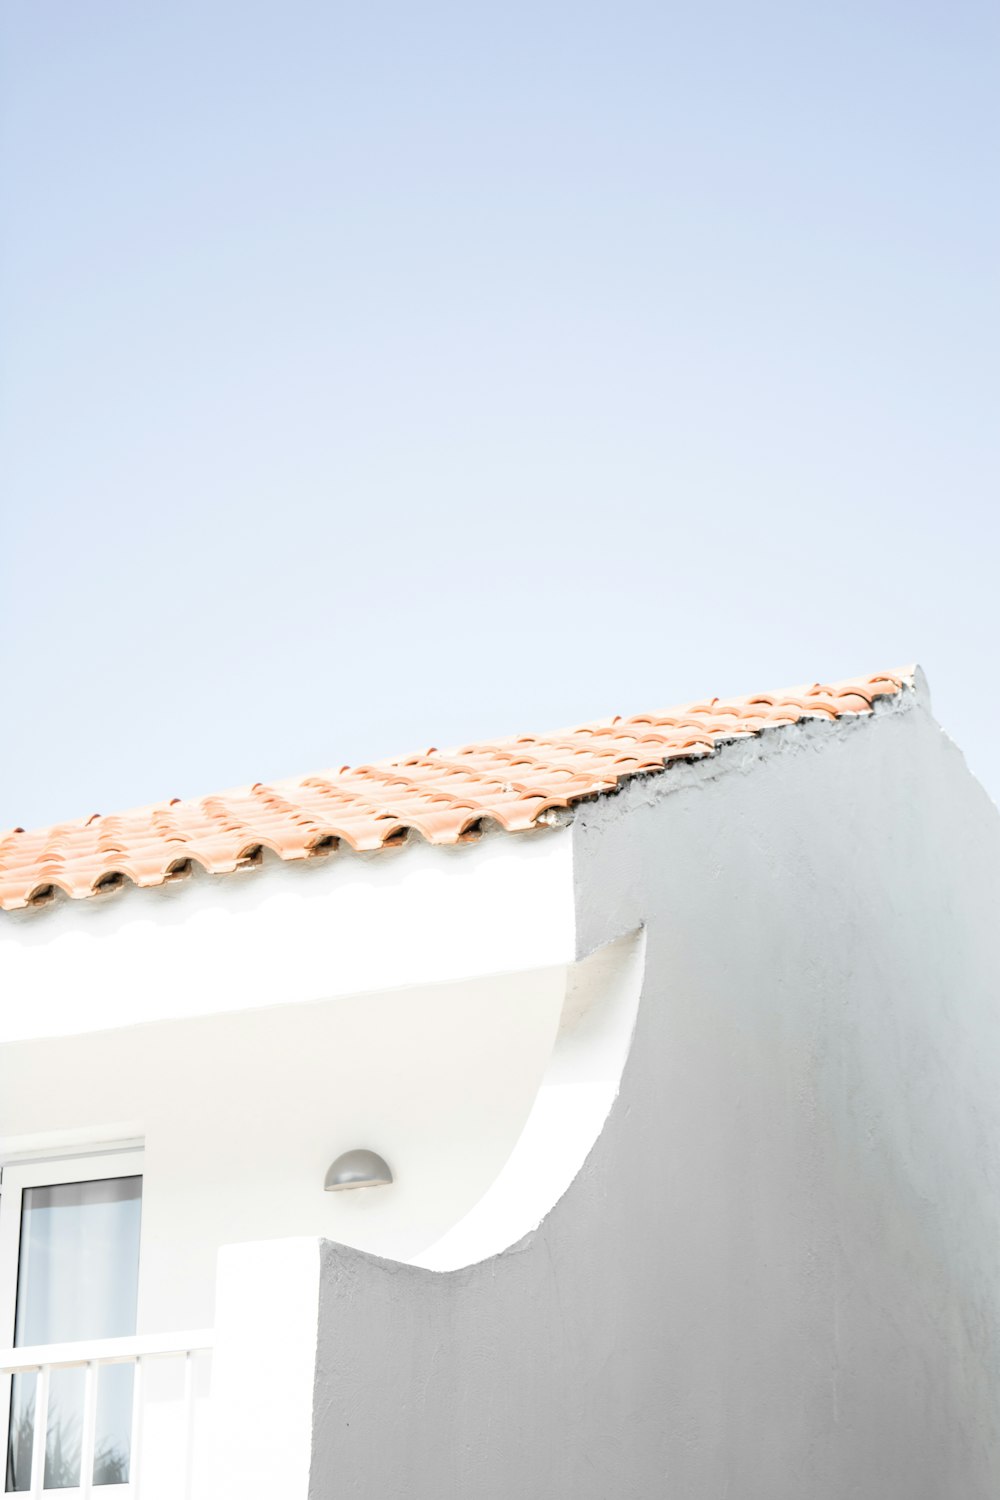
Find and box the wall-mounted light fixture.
[324,1149,393,1192]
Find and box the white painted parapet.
[208,1239,322,1500]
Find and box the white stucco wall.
[298,685,1000,1499]
[0,825,587,1330]
[0,962,574,1330]
[0,826,575,1045]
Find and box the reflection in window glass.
[6,1176,142,1492]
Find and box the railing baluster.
[182,1350,196,1500]
[0,1333,213,1500]
[29,1365,50,1500]
[79,1360,98,1499]
[130,1355,145,1500]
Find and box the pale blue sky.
[1,1,997,830]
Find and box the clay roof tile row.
[0,670,909,913]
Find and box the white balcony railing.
[0,1329,214,1498]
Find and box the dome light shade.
[324,1149,393,1191]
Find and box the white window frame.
[0,1148,144,1494]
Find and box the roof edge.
[0,668,916,917]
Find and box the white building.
[1,666,998,1498]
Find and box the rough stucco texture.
[308,694,1000,1500]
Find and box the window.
[0,1151,143,1492]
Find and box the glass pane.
[5,1373,34,1494]
[6,1176,141,1492]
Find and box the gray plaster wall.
[308,688,1000,1499]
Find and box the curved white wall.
[303,690,1000,1500]
[416,929,645,1270]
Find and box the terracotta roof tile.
[0,669,910,913]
